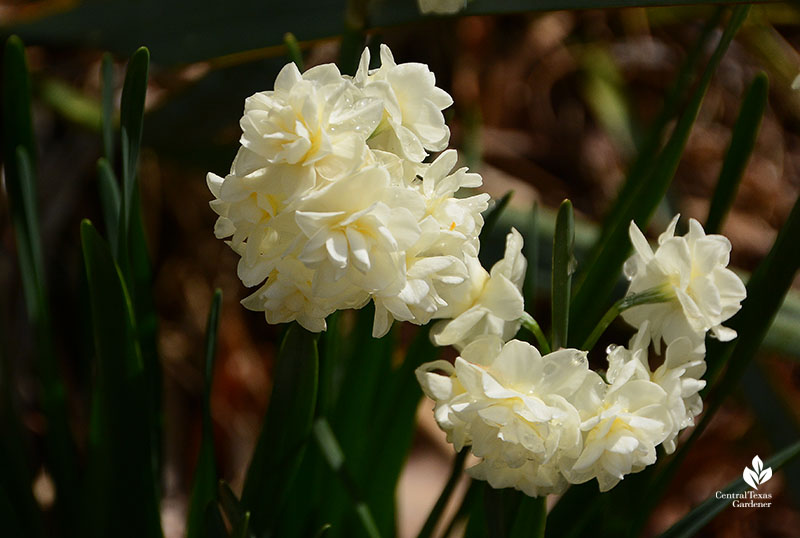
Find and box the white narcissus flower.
[416,337,591,497]
[240,257,367,332]
[241,62,383,183]
[622,216,747,350]
[432,229,527,350]
[467,459,567,499]
[608,322,707,454]
[355,45,453,162]
[294,165,425,296]
[370,151,489,337]
[652,336,706,453]
[418,0,468,15]
[371,217,469,337]
[416,150,489,258]
[564,373,671,492]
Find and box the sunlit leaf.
[551,200,574,350]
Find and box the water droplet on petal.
[606,344,618,355]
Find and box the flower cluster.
[208,45,746,499]
[208,45,527,339]
[418,217,746,495]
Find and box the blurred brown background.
[2,5,800,537]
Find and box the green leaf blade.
[509,496,546,538]
[569,5,750,346]
[241,323,319,536]
[480,192,513,246]
[4,36,81,535]
[187,289,223,538]
[705,72,768,234]
[366,325,440,535]
[96,158,121,257]
[659,440,800,538]
[120,46,149,219]
[551,200,574,350]
[81,220,163,538]
[101,52,116,164]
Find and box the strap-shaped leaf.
[313,418,381,538]
[587,8,723,251]
[81,220,162,538]
[128,193,162,472]
[3,36,81,534]
[2,36,36,180]
[480,191,514,246]
[96,158,121,257]
[321,306,394,533]
[187,289,223,538]
[0,327,44,538]
[218,481,253,538]
[115,46,163,484]
[551,200,574,350]
[366,325,440,535]
[2,1,773,65]
[120,46,149,234]
[659,440,800,538]
[705,72,768,234]
[462,482,488,538]
[509,495,546,538]
[101,52,116,165]
[241,323,319,536]
[417,449,468,538]
[283,32,304,70]
[569,5,750,346]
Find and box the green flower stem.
[534,496,547,538]
[520,313,551,354]
[417,449,468,538]
[581,288,671,351]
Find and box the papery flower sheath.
[622,216,747,349]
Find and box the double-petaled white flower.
[294,165,425,294]
[622,216,747,350]
[241,62,383,183]
[432,229,527,350]
[563,371,671,492]
[606,322,707,454]
[370,150,490,337]
[416,337,591,497]
[355,45,453,162]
